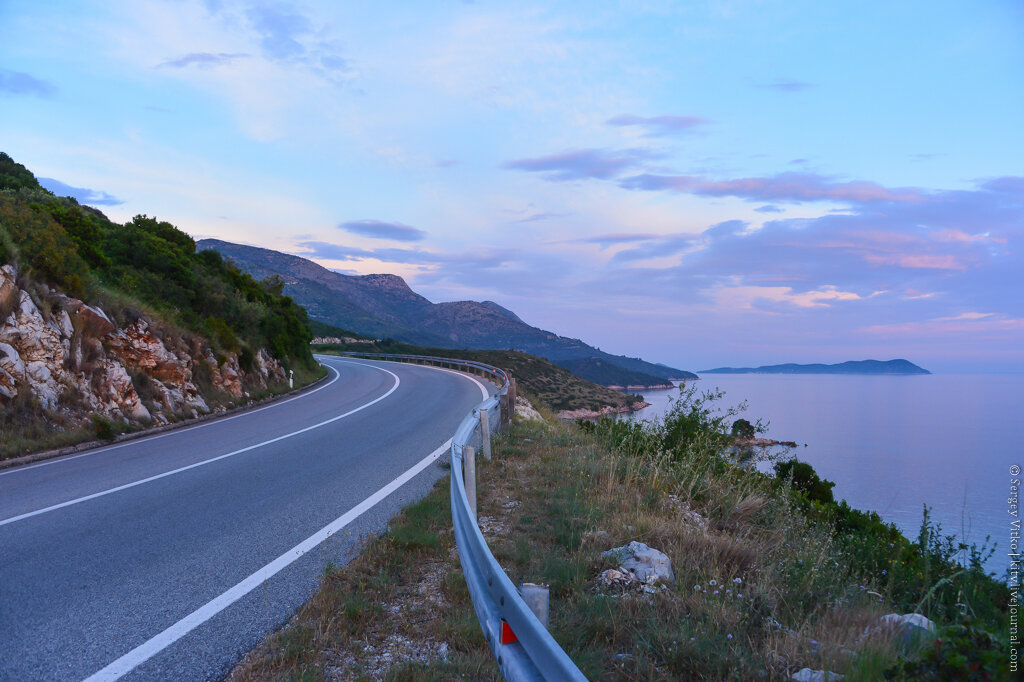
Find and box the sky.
[2,1,1022,373]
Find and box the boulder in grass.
[791,669,844,682]
[602,541,674,585]
[874,613,937,651]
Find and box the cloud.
[579,233,662,247]
[246,2,312,59]
[755,205,784,213]
[0,69,56,97]
[758,78,814,92]
[860,314,1024,336]
[158,52,249,68]
[503,148,658,181]
[576,175,1024,329]
[703,283,865,310]
[513,211,568,224]
[934,312,994,321]
[862,253,966,271]
[37,177,123,206]
[619,171,924,204]
[611,233,702,262]
[298,241,513,268]
[606,114,710,136]
[932,229,1005,244]
[338,219,426,242]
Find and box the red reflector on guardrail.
[500,621,518,644]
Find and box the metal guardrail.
[333,352,587,681]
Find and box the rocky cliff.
[0,263,286,428]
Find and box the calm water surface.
[631,374,1021,574]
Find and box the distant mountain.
[700,359,930,375]
[198,240,695,383]
[553,357,682,388]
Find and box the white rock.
[792,668,840,682]
[873,613,937,651]
[0,342,25,377]
[603,541,675,585]
[877,613,936,634]
[515,395,544,421]
[53,308,74,338]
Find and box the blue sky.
[2,1,1022,372]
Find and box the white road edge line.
[0,362,399,527]
[0,360,344,479]
[82,437,454,682]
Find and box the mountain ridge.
[198,239,696,383]
[700,359,930,375]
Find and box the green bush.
[0,153,315,368]
[774,458,836,504]
[0,195,90,297]
[884,617,1007,680]
[731,418,756,439]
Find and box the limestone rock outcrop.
[0,263,287,427]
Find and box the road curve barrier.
[333,352,588,681]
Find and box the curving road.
[0,356,491,681]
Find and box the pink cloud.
[932,229,1006,244]
[860,314,1024,335]
[863,253,966,270]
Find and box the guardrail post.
[463,445,477,520]
[508,376,517,422]
[479,409,492,460]
[521,583,550,629]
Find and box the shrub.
[774,458,836,504]
[884,617,1006,680]
[91,415,115,440]
[731,418,755,439]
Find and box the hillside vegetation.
[0,153,313,368]
[314,339,647,414]
[554,356,676,388]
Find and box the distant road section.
[0,356,490,681]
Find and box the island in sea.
[699,359,930,375]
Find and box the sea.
[628,373,1021,576]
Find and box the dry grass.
[231,416,912,681]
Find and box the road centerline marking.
[0,361,399,527]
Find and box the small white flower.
[708,579,718,586]
[733,577,743,584]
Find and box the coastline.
[557,400,651,420]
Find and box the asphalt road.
[0,356,491,681]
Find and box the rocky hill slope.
[0,264,285,424]
[0,153,314,459]
[198,239,696,384]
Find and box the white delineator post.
[289,369,294,388]
[463,445,477,520]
